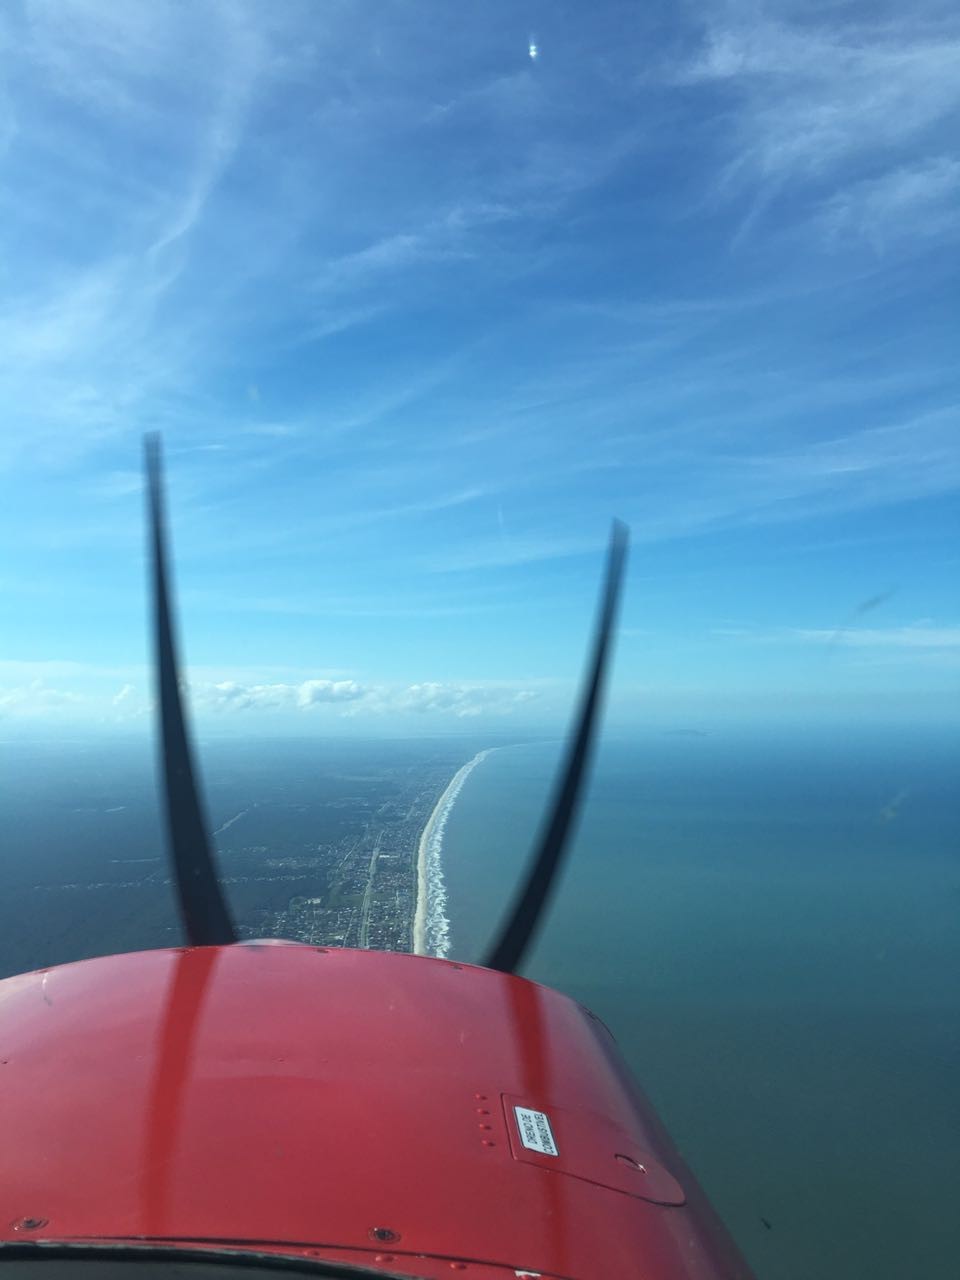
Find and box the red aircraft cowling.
[0,943,755,1280]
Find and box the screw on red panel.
[13,1218,48,1231]
[369,1227,400,1243]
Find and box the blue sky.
[1,0,957,735]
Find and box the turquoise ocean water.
[438,728,959,1280]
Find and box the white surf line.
[413,749,496,957]
[212,808,249,836]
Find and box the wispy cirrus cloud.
[0,3,417,468]
[315,233,456,296]
[686,7,960,178]
[735,408,959,497]
[713,622,960,656]
[680,3,960,246]
[794,625,960,650]
[0,2,263,466]
[421,532,604,574]
[1,2,957,730]
[310,210,515,299]
[817,156,960,252]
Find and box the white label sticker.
[514,1106,559,1157]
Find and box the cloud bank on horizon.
[0,0,956,730]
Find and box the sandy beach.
[413,749,493,956]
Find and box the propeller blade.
[145,434,236,946]
[484,520,629,974]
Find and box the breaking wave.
[420,749,494,958]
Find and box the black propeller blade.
[145,434,236,946]
[484,520,629,974]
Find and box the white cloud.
[241,422,298,439]
[723,407,960,525]
[306,201,521,312]
[112,683,136,705]
[314,232,467,296]
[0,2,309,469]
[381,682,538,718]
[424,532,603,573]
[675,4,960,252]
[686,10,960,182]
[713,622,960,659]
[0,680,83,715]
[21,0,264,257]
[818,156,960,251]
[189,677,538,718]
[192,678,366,712]
[92,471,144,500]
[297,679,365,707]
[795,625,960,650]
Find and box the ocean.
[438,728,960,1280]
[1,726,957,1278]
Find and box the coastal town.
[10,740,489,979]
[223,754,465,953]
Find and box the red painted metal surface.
[0,945,755,1279]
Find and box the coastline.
[413,749,495,956]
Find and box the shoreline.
[413,749,495,956]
